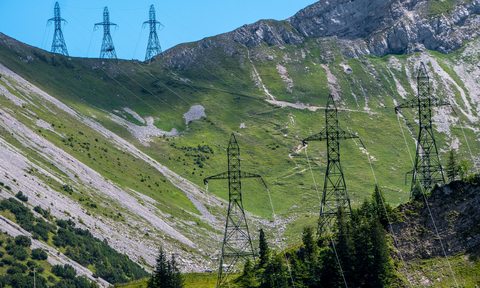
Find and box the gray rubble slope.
[0,63,223,272]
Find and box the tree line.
[234,186,404,288]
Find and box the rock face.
[286,0,407,40]
[158,0,480,66]
[232,21,304,47]
[391,179,480,261]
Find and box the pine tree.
[372,185,392,229]
[412,180,423,200]
[446,149,458,182]
[259,228,270,267]
[169,254,184,288]
[369,219,394,287]
[148,247,168,288]
[260,255,288,288]
[351,208,374,287]
[147,247,184,288]
[239,258,258,288]
[335,206,355,286]
[319,246,342,288]
[301,226,316,261]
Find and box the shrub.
[31,248,48,260]
[15,191,28,202]
[13,248,29,261]
[12,262,28,273]
[27,260,36,267]
[14,235,31,247]
[52,264,77,280]
[1,257,13,265]
[7,266,23,275]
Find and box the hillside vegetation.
[0,0,479,285]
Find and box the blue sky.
[0,0,317,60]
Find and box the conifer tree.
[299,226,320,287]
[260,255,288,288]
[319,246,342,288]
[169,254,184,288]
[369,219,394,287]
[240,259,258,288]
[412,181,423,200]
[351,209,374,286]
[148,247,168,288]
[446,149,458,182]
[372,185,392,229]
[147,247,184,288]
[301,226,316,261]
[259,228,270,267]
[335,206,355,286]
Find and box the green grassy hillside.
[0,24,479,280]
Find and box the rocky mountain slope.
[390,177,480,286]
[0,0,479,285]
[161,0,480,66]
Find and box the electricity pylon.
[204,133,266,288]
[94,7,118,59]
[47,2,68,56]
[302,94,358,236]
[395,62,452,198]
[143,4,163,61]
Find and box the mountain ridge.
[158,0,480,68]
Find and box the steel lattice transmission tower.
[302,94,359,236]
[143,4,163,61]
[94,7,118,59]
[204,133,266,288]
[47,2,69,56]
[395,62,452,198]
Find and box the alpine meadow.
[0,0,480,287]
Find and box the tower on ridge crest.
[48,2,69,56]
[143,4,163,61]
[94,7,118,59]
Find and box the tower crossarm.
[94,22,118,29]
[203,171,266,188]
[394,98,418,114]
[302,128,358,145]
[395,97,453,114]
[47,16,67,25]
[203,172,228,185]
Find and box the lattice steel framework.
[94,7,118,59]
[48,2,69,56]
[302,94,358,236]
[204,133,266,288]
[395,62,452,198]
[143,5,163,61]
